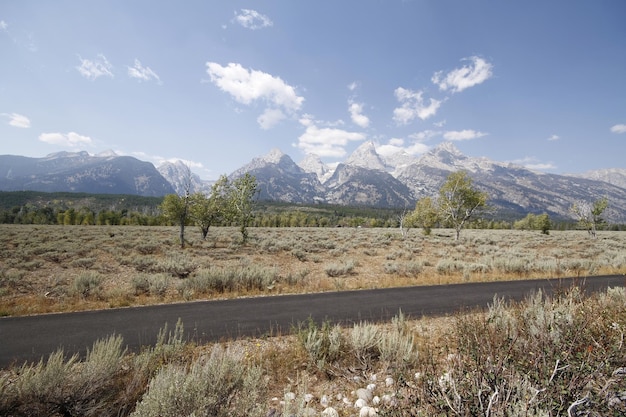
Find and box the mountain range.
[0,151,174,197]
[2,143,626,222]
[227,141,626,223]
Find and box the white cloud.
[161,157,204,170]
[347,81,359,91]
[127,59,161,84]
[206,62,304,128]
[76,54,114,80]
[432,56,493,93]
[233,9,273,30]
[393,87,442,124]
[610,124,626,134]
[410,129,442,142]
[257,108,286,130]
[547,134,560,141]
[2,113,30,128]
[509,157,556,171]
[376,138,429,157]
[296,117,365,157]
[348,101,370,128]
[39,132,94,147]
[443,129,487,141]
[0,20,7,31]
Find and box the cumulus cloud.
[348,101,370,128]
[393,87,442,124]
[76,54,114,80]
[296,115,365,157]
[2,113,30,128]
[509,157,556,171]
[127,59,161,84]
[257,108,286,130]
[432,56,493,93]
[347,81,359,91]
[547,134,560,141]
[410,130,442,142]
[610,124,626,134]
[206,62,304,128]
[233,9,273,30]
[39,132,94,147]
[443,129,487,141]
[0,20,7,31]
[376,138,429,157]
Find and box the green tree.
[571,197,608,238]
[438,171,488,240]
[411,197,439,235]
[161,164,194,248]
[514,213,551,234]
[63,208,76,225]
[227,173,258,243]
[161,193,190,248]
[188,176,229,240]
[538,213,551,235]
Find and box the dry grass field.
[2,224,626,416]
[1,224,625,316]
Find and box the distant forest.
[1,191,624,230]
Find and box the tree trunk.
[179,216,185,248]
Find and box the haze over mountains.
[0,151,174,197]
[2,143,626,223]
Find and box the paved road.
[1,275,623,368]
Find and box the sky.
[1,0,625,180]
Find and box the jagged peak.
[431,141,463,156]
[346,140,386,171]
[262,148,287,164]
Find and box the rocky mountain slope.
[157,160,213,195]
[0,151,174,197]
[3,143,625,222]
[231,141,626,222]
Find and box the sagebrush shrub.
[0,335,126,417]
[324,259,356,277]
[408,288,626,416]
[70,271,103,299]
[130,345,267,417]
[297,319,345,373]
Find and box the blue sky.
[1,1,625,180]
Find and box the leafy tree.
[188,176,229,240]
[411,197,439,235]
[161,164,193,248]
[514,213,551,234]
[161,193,190,248]
[538,213,551,235]
[571,197,608,238]
[438,171,488,240]
[227,173,258,243]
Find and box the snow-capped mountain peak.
[262,148,287,164]
[346,140,387,171]
[299,153,334,183]
[416,141,500,173]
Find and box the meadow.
[1,224,625,316]
[1,225,626,416]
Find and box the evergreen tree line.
[4,199,624,231]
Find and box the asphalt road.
[1,275,624,368]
